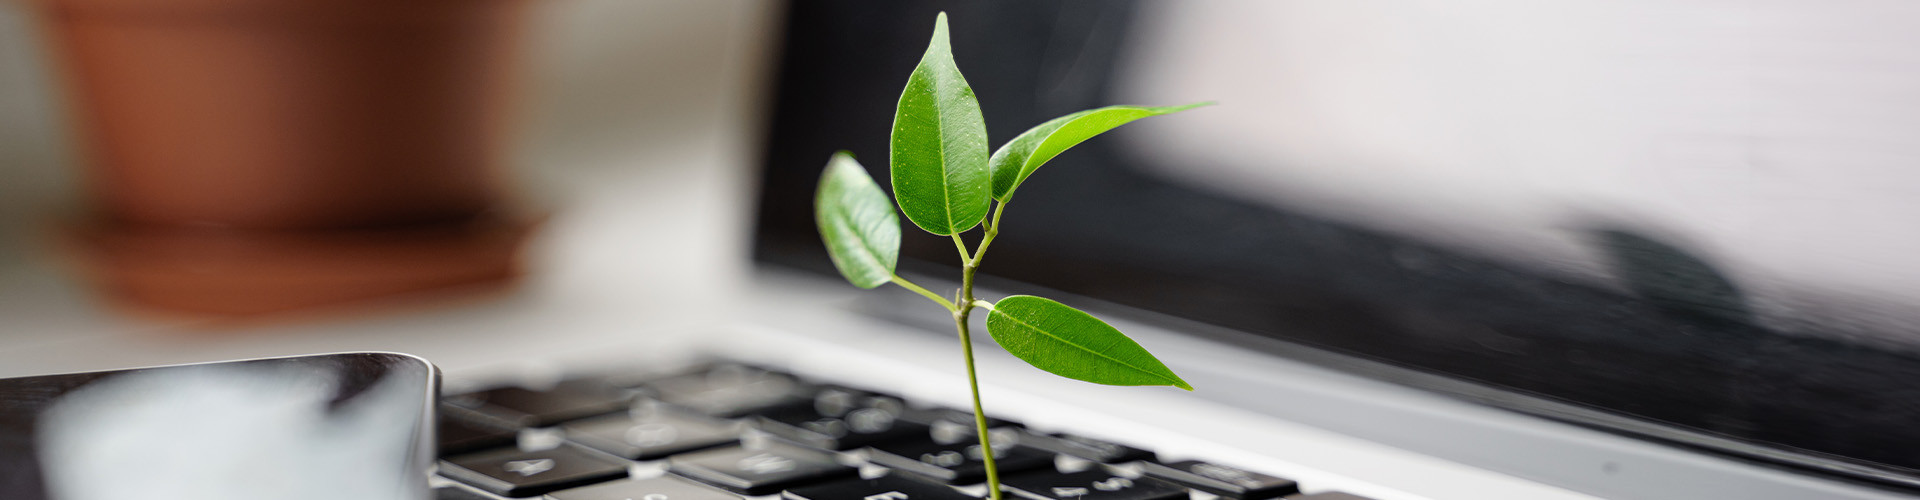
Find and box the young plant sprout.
[814,12,1207,499]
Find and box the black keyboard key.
[866,429,1053,485]
[441,445,630,497]
[647,364,815,417]
[783,473,976,500]
[755,387,928,450]
[902,407,1023,429]
[1139,460,1296,499]
[1001,470,1188,500]
[446,379,638,427]
[435,486,495,500]
[564,407,741,460]
[811,385,907,415]
[668,442,858,495]
[1021,433,1155,463]
[909,409,1024,450]
[439,406,520,456]
[550,475,744,500]
[1290,494,1378,500]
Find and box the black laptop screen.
[753,0,1920,488]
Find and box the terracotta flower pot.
[31,0,538,316]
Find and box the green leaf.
[890,12,991,235]
[989,103,1211,202]
[985,295,1193,390]
[815,152,900,289]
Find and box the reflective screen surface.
[0,352,436,500]
[753,0,1920,489]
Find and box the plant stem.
[953,259,1002,500]
[891,276,958,312]
[971,229,997,267]
[952,233,975,263]
[948,207,1010,499]
[973,203,1006,266]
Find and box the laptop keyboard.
[434,362,1373,500]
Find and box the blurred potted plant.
[26,0,537,316]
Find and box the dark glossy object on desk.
[0,353,436,500]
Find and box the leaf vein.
[932,82,955,233]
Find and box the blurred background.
[10,0,1920,493]
[0,0,778,373]
[3,0,1920,369]
[7,0,1920,465]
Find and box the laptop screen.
[752,0,1920,488]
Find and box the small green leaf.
[985,295,1193,390]
[815,152,900,289]
[891,12,991,235]
[989,103,1211,202]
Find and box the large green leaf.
[890,12,990,235]
[815,152,900,289]
[985,295,1192,390]
[989,103,1210,202]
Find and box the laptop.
[748,1,1920,498]
[7,1,1920,499]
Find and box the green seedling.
[814,12,1207,499]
